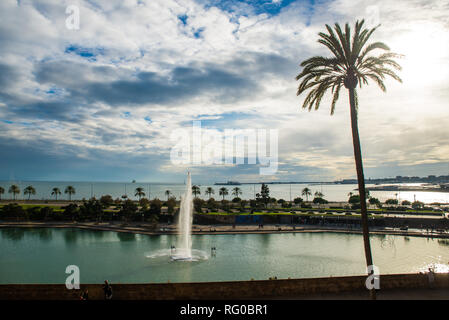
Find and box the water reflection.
[1,228,25,241]
[117,232,136,241]
[63,229,79,245]
[2,228,449,284]
[31,228,53,241]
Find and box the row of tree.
[170,185,327,203]
[1,198,164,223]
[0,185,76,201]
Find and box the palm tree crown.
[51,187,61,200]
[65,186,76,201]
[135,187,145,200]
[24,185,36,200]
[165,190,171,200]
[219,187,228,200]
[232,187,242,197]
[192,185,201,197]
[9,185,20,200]
[205,187,215,199]
[301,187,312,201]
[296,20,402,115]
[314,191,324,198]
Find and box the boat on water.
[214,181,241,185]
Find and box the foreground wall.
[1,273,448,300]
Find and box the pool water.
[1,228,448,284]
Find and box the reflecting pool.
[1,228,448,284]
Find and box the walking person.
[103,280,113,300]
[80,289,89,300]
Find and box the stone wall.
[1,273,448,300]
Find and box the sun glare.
[390,23,449,87]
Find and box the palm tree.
[165,190,171,200]
[135,187,145,200]
[0,186,4,200]
[315,191,324,199]
[219,187,228,201]
[232,187,242,198]
[296,20,402,299]
[302,187,312,202]
[51,187,61,200]
[24,185,36,200]
[65,186,76,201]
[9,185,20,200]
[205,187,215,199]
[192,185,201,197]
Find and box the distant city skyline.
[1,0,448,183]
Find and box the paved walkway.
[1,221,448,239]
[285,288,449,300]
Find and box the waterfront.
[2,181,449,204]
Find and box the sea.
[1,181,449,204]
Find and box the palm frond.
[296,19,402,115]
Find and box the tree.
[165,190,171,200]
[139,198,151,210]
[193,198,205,213]
[315,191,324,198]
[219,187,228,201]
[412,201,424,210]
[51,187,61,200]
[135,187,145,200]
[385,199,399,205]
[149,198,162,216]
[348,194,361,204]
[192,185,201,197]
[296,20,402,299]
[9,185,20,201]
[401,200,411,206]
[294,197,304,205]
[369,197,381,207]
[100,195,114,208]
[302,188,312,202]
[260,184,270,208]
[64,186,76,201]
[79,199,103,221]
[232,197,242,203]
[166,197,176,214]
[232,187,242,198]
[24,185,36,200]
[313,197,328,205]
[119,199,137,222]
[207,198,218,211]
[205,187,215,199]
[0,186,4,200]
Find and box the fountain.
[146,172,208,262]
[171,172,194,260]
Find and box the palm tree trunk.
[349,88,376,300]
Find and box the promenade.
[1,221,448,239]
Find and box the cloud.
[0,0,449,183]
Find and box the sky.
[1,0,449,184]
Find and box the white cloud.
[0,0,448,181]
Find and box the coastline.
[1,221,448,239]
